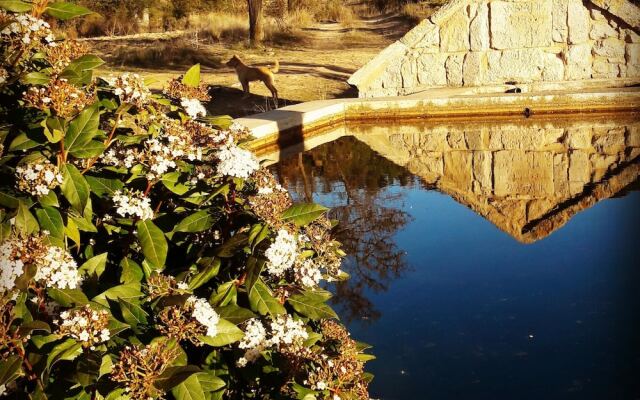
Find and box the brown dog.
[226,55,279,106]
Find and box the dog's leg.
[265,81,278,108]
[241,80,250,99]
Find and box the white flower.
[187,296,220,337]
[33,245,82,289]
[112,190,154,220]
[295,259,323,288]
[265,230,298,277]
[267,315,308,348]
[0,239,24,294]
[180,98,207,119]
[216,145,259,179]
[57,305,110,346]
[239,319,267,349]
[15,159,63,197]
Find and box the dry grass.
[110,38,223,69]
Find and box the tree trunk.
[247,0,264,46]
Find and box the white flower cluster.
[101,148,137,169]
[187,296,220,337]
[237,316,309,367]
[33,245,83,290]
[113,73,151,107]
[265,230,299,277]
[180,98,207,119]
[295,259,323,288]
[0,13,55,46]
[57,306,111,349]
[15,160,63,197]
[0,238,24,294]
[216,144,259,179]
[145,138,177,180]
[112,190,154,220]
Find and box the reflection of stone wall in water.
[353,118,640,242]
[349,0,640,97]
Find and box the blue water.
[274,135,640,400]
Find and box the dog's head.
[226,55,241,67]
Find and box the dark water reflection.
[268,114,640,400]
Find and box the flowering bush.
[0,2,373,399]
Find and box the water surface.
[268,114,640,400]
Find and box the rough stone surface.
[470,1,490,51]
[565,44,593,80]
[569,150,591,195]
[350,0,640,97]
[490,1,553,50]
[567,0,591,44]
[494,150,554,197]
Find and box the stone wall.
[350,118,640,241]
[348,0,640,97]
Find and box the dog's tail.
[271,59,279,74]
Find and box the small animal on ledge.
[226,55,279,107]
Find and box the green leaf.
[136,220,168,270]
[155,365,200,391]
[281,203,328,227]
[47,288,89,307]
[245,256,265,293]
[188,258,220,290]
[42,117,65,144]
[172,373,205,400]
[288,291,338,320]
[47,339,83,371]
[79,253,108,278]
[215,304,255,325]
[0,192,20,208]
[197,319,243,347]
[174,211,216,233]
[0,355,24,387]
[65,216,81,246]
[61,164,90,213]
[38,190,59,207]
[214,233,248,258]
[86,176,124,197]
[35,207,64,241]
[69,213,97,233]
[45,2,92,20]
[118,298,148,328]
[93,283,142,307]
[120,258,143,284]
[69,140,105,158]
[0,0,31,12]
[209,281,236,307]
[17,320,51,337]
[65,103,100,153]
[99,355,113,378]
[22,71,51,85]
[65,54,105,71]
[196,371,226,392]
[15,201,39,235]
[248,279,285,317]
[9,132,40,151]
[182,64,201,88]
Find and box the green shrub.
[0,2,372,399]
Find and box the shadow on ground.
[207,86,301,118]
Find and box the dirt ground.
[89,9,423,118]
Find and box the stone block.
[401,58,418,88]
[569,150,591,195]
[592,57,620,78]
[401,20,439,48]
[566,127,593,149]
[486,49,545,83]
[590,153,619,177]
[593,37,626,62]
[463,52,487,86]
[627,125,640,147]
[447,130,466,149]
[554,153,570,198]
[593,127,626,154]
[446,54,464,86]
[543,52,565,81]
[552,0,569,43]
[565,44,592,80]
[473,151,493,195]
[590,19,618,40]
[494,150,555,197]
[440,11,469,52]
[470,1,490,51]
[490,0,553,50]
[443,151,473,192]
[465,129,489,150]
[527,199,557,222]
[417,53,448,86]
[627,44,640,66]
[567,0,590,44]
[379,58,402,89]
[422,128,450,152]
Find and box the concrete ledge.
[241,87,640,153]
